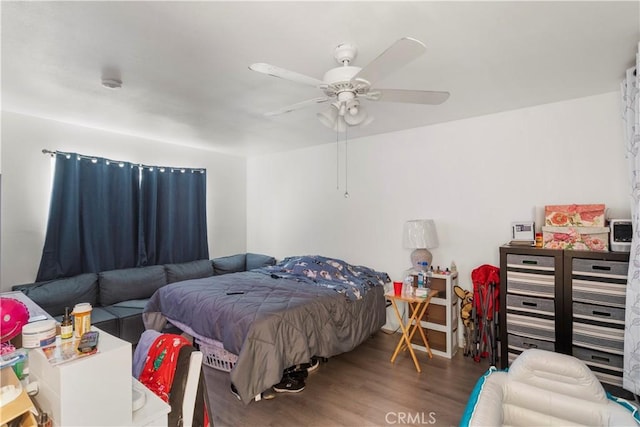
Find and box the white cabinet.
[28,327,169,427]
[410,272,459,358]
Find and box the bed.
[142,255,389,403]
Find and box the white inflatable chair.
[461,349,639,426]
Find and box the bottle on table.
[403,275,414,296]
[60,307,73,340]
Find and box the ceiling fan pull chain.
[336,125,340,190]
[344,125,350,199]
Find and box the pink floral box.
[544,204,605,227]
[542,226,609,251]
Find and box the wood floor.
[202,330,491,427]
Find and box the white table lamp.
[403,219,439,271]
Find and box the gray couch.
[12,253,276,344]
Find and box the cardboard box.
[545,204,605,227]
[542,226,609,251]
[0,367,37,427]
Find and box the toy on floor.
[454,285,474,357]
[461,349,640,426]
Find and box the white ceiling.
[2,1,639,157]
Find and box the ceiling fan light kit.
[249,37,450,133]
[317,105,338,128]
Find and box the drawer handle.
[592,265,611,271]
[522,260,538,265]
[522,301,538,307]
[592,310,611,317]
[591,355,610,363]
[523,342,538,349]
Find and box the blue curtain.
[37,153,209,281]
[36,153,139,280]
[139,167,209,266]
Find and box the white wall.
[1,111,247,291]
[2,92,631,333]
[247,92,630,327]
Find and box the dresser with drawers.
[499,245,629,391]
[564,250,629,388]
[499,246,565,367]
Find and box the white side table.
[28,326,169,426]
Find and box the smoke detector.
[101,66,122,89]
[101,78,122,89]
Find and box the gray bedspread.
[143,271,386,403]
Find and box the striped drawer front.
[573,302,625,325]
[573,321,624,354]
[506,254,556,270]
[572,346,623,373]
[506,313,555,341]
[572,278,627,308]
[508,333,555,353]
[506,270,556,298]
[572,258,629,279]
[507,294,555,316]
[591,370,624,387]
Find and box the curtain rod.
[41,149,206,173]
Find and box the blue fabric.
[460,366,500,426]
[36,152,209,281]
[259,255,390,300]
[132,329,162,378]
[139,167,209,265]
[37,153,139,280]
[12,273,99,317]
[246,253,276,270]
[165,259,213,283]
[212,254,246,275]
[99,265,167,306]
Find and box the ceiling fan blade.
[264,97,331,117]
[352,37,426,86]
[249,63,325,88]
[366,89,450,105]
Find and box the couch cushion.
[212,254,246,275]
[246,253,277,270]
[12,273,99,317]
[99,265,167,306]
[103,301,148,345]
[110,299,149,310]
[79,307,119,338]
[165,259,214,284]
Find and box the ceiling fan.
[249,37,450,132]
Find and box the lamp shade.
[403,219,439,271]
[403,219,439,249]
